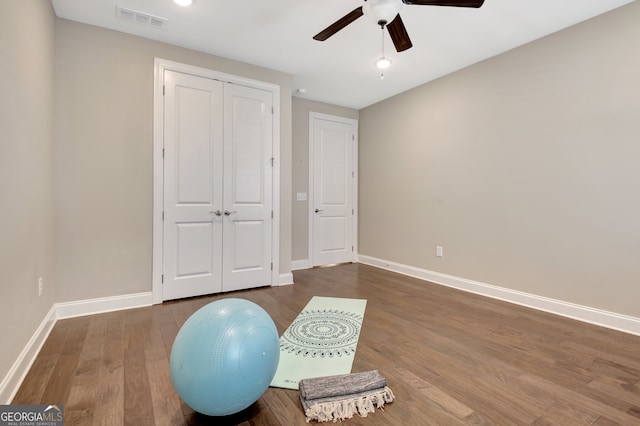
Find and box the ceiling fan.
[313,0,485,52]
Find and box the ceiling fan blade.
[387,14,413,52]
[313,7,364,41]
[401,0,485,7]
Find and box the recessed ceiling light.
[174,0,193,6]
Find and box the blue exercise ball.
[169,298,280,416]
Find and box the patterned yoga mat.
[269,296,367,390]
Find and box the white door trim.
[152,58,281,304]
[308,112,358,267]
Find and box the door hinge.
[162,148,165,158]
[161,274,164,283]
[271,157,275,167]
[271,210,273,219]
[352,246,354,252]
[352,134,355,141]
[352,209,354,215]
[163,85,165,96]
[352,171,354,178]
[270,262,273,271]
[271,106,274,115]
[162,211,164,220]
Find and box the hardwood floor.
[13,264,640,425]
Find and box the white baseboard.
[0,305,57,404]
[359,255,640,337]
[1,292,153,403]
[291,259,311,271]
[56,292,153,320]
[274,272,294,286]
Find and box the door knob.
[314,208,323,213]
[210,210,222,216]
[224,210,238,216]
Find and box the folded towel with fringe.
[299,370,395,423]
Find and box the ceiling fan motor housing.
[363,0,403,26]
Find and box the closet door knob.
[314,208,323,213]
[210,210,222,216]
[224,210,238,216]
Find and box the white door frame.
[308,112,358,267]
[152,58,281,304]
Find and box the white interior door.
[162,70,224,300]
[222,84,273,291]
[162,71,273,300]
[153,60,282,304]
[311,114,357,266]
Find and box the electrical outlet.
[38,277,43,297]
[436,246,443,258]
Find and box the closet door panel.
[222,84,273,292]
[162,70,224,301]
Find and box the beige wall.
[54,19,292,302]
[291,97,359,262]
[0,1,56,387]
[359,2,640,317]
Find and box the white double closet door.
[162,70,273,301]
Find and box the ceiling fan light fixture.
[173,0,193,7]
[363,0,403,26]
[376,57,392,69]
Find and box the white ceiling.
[51,0,635,109]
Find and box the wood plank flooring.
[13,264,640,425]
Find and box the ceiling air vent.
[116,6,167,29]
